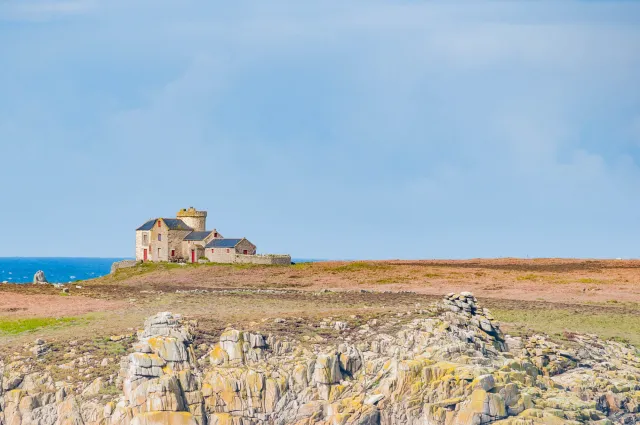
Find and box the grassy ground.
[0,317,78,335]
[492,307,640,346]
[1,258,639,349]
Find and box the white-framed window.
[142,234,148,245]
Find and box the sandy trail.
[0,293,125,317]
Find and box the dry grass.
[1,258,640,350]
[493,307,640,346]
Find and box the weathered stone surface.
[1,293,639,425]
[130,411,198,425]
[33,270,48,284]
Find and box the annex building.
[135,207,291,265]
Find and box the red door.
[243,250,248,255]
[143,249,148,262]
[191,250,195,263]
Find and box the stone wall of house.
[176,208,207,232]
[205,247,236,263]
[203,229,222,245]
[168,230,192,261]
[205,249,291,265]
[149,223,165,261]
[182,241,207,262]
[148,223,191,262]
[234,239,257,255]
[234,254,292,265]
[110,260,138,274]
[135,231,151,261]
[181,240,200,259]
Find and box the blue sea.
[0,257,322,284]
[0,257,129,284]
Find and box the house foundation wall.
[233,254,292,265]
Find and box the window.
[211,249,215,253]
[157,221,161,228]
[214,232,218,237]
[243,250,248,255]
[226,249,230,253]
[158,234,162,242]
[171,249,175,257]
[143,234,148,245]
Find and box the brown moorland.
[0,258,639,348]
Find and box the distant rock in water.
[32,270,48,284]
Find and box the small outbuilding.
[205,238,257,263]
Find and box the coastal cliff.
[1,293,639,425]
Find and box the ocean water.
[0,257,128,284]
[0,257,322,284]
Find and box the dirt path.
[0,293,125,317]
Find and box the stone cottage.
[135,207,291,265]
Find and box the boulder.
[2,294,640,425]
[33,270,48,284]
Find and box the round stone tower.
[177,207,207,232]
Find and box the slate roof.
[136,219,156,231]
[163,219,192,230]
[184,231,213,241]
[136,218,192,231]
[205,238,243,249]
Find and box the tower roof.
[177,207,207,218]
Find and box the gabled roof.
[184,231,213,241]
[136,219,156,231]
[163,219,192,231]
[205,238,243,249]
[136,218,192,231]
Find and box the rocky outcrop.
[110,260,138,274]
[33,270,48,284]
[1,294,639,425]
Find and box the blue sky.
[1,1,640,259]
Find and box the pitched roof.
[136,219,156,231]
[135,218,192,231]
[205,238,243,248]
[184,231,213,241]
[162,219,192,231]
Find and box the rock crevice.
[1,294,639,425]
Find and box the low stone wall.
[110,260,139,274]
[234,254,292,265]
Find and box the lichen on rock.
[1,294,639,425]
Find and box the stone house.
[135,207,290,265]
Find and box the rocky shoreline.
[1,293,639,424]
